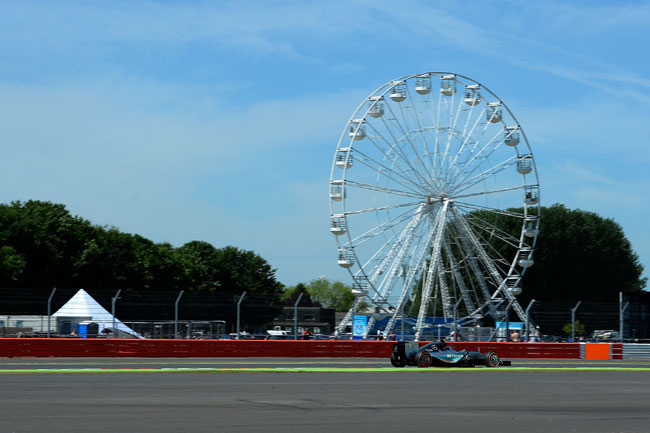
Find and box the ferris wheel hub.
[427,193,449,204]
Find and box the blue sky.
[1,0,649,288]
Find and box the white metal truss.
[383,218,438,335]
[361,205,426,338]
[443,241,477,314]
[450,206,527,322]
[414,200,449,340]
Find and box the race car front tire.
[417,351,433,368]
[485,351,500,367]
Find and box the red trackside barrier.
[446,342,581,359]
[611,343,623,360]
[0,338,583,359]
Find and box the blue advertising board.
[353,315,367,340]
[495,321,524,330]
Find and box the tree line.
[0,200,646,329]
[0,200,282,296]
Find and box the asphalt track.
[2,358,650,433]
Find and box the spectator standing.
[530,326,541,342]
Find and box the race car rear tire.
[418,351,433,368]
[485,351,500,367]
[390,353,406,368]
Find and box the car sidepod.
[429,350,468,366]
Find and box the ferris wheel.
[329,72,540,340]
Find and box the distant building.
[271,290,335,336]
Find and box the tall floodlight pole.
[525,299,535,342]
[111,289,121,338]
[571,301,581,342]
[47,287,56,338]
[293,292,304,340]
[174,290,184,339]
[236,291,246,339]
[619,292,629,343]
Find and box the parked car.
[589,330,620,341]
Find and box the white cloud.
[0,74,366,284]
[2,0,649,285]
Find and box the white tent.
[52,289,141,338]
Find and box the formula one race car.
[390,340,511,368]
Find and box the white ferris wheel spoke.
[354,149,430,195]
[344,180,425,199]
[450,155,517,196]
[343,207,419,248]
[394,86,437,180]
[447,105,487,176]
[413,90,438,178]
[343,200,423,216]
[447,129,507,190]
[382,102,438,191]
[465,212,528,246]
[452,184,525,200]
[365,123,436,191]
[453,201,527,219]
[445,109,497,185]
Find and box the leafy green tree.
[0,200,94,289]
[281,283,311,302]
[175,241,222,292]
[0,201,284,297]
[285,278,369,312]
[307,277,353,311]
[562,320,586,338]
[514,204,646,304]
[0,245,26,284]
[124,237,184,292]
[213,245,284,298]
[74,228,145,291]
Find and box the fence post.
[294,292,304,340]
[47,287,57,338]
[236,291,246,339]
[174,290,184,339]
[525,299,535,342]
[111,289,121,338]
[619,292,629,343]
[505,300,513,341]
[571,301,581,342]
[452,298,462,339]
[400,300,406,341]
